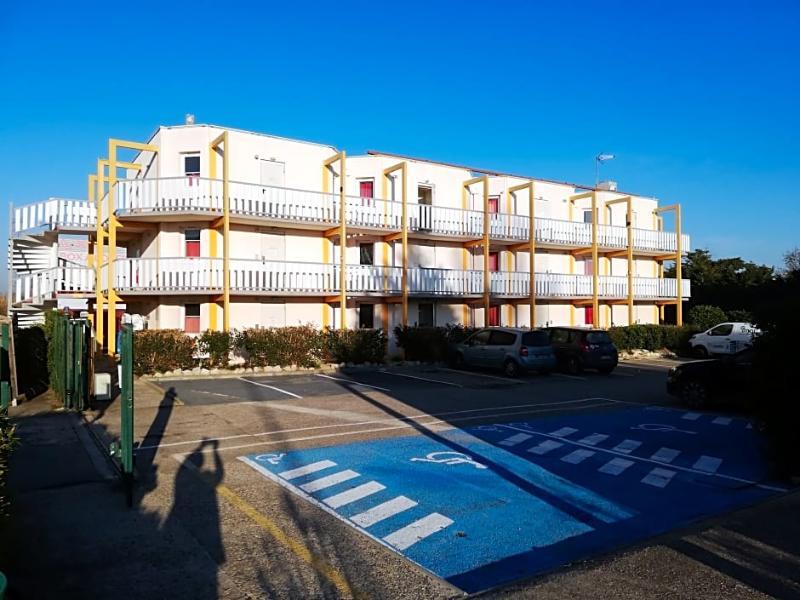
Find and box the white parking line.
[379,370,463,388]
[351,496,418,528]
[641,467,676,488]
[437,367,524,384]
[315,373,391,392]
[553,373,587,381]
[279,460,336,480]
[239,377,303,399]
[299,469,359,493]
[175,400,617,456]
[323,481,386,509]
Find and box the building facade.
[8,123,690,350]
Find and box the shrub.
[324,329,387,364]
[234,325,323,368]
[133,330,196,375]
[687,305,727,331]
[726,309,754,323]
[197,330,233,368]
[608,324,698,355]
[394,325,477,362]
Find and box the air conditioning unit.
[597,181,618,191]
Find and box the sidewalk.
[1,393,236,600]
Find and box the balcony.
[12,198,96,236]
[12,266,94,306]
[93,257,689,300]
[110,177,689,254]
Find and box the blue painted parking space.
[239,406,789,593]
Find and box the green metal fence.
[49,312,90,411]
[0,322,11,415]
[110,324,135,506]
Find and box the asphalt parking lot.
[106,357,793,598]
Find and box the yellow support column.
[463,176,490,324]
[383,162,408,326]
[106,139,158,354]
[591,192,599,327]
[323,151,347,329]
[91,170,105,349]
[676,204,683,326]
[210,132,231,331]
[508,181,535,327]
[606,195,634,325]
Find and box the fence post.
[120,323,134,507]
[0,323,10,414]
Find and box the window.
[584,306,594,325]
[359,243,374,266]
[488,330,516,346]
[586,331,612,344]
[359,180,374,198]
[709,324,733,336]
[522,331,549,347]
[185,229,201,257]
[470,330,491,346]
[550,328,569,343]
[488,197,500,214]
[488,252,499,272]
[583,209,593,224]
[418,186,433,205]
[184,304,200,333]
[184,154,200,176]
[418,303,434,327]
[359,304,374,329]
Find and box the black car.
[666,348,754,409]
[545,327,618,374]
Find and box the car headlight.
[667,367,678,381]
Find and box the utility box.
[94,372,112,401]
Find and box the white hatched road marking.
[578,433,609,446]
[528,440,564,455]
[712,416,733,426]
[315,373,391,392]
[299,470,360,493]
[614,439,642,454]
[693,455,723,473]
[351,496,418,528]
[598,457,634,475]
[651,447,681,464]
[239,377,303,399]
[323,481,386,509]
[498,433,533,447]
[279,460,336,480]
[382,513,454,551]
[682,412,702,421]
[642,467,677,488]
[561,449,595,464]
[550,426,579,437]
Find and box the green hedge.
[687,305,727,331]
[324,329,386,364]
[0,413,17,519]
[133,330,196,375]
[234,325,324,368]
[394,325,477,362]
[607,324,699,355]
[197,330,233,368]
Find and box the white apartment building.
[8,122,690,349]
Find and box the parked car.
[689,322,760,358]
[452,327,556,377]
[545,327,618,374]
[666,348,755,408]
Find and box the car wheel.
[681,380,708,409]
[693,345,709,358]
[566,356,582,375]
[598,366,615,375]
[503,359,520,378]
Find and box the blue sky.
[1,0,798,290]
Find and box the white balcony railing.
[96,258,690,300]
[12,199,96,235]
[12,266,94,305]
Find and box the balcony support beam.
[606,195,634,325]
[569,191,600,327]
[463,175,490,323]
[508,181,536,327]
[324,151,347,328]
[655,203,683,326]
[210,131,230,332]
[383,161,408,326]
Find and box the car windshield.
[522,331,550,347]
[586,331,612,344]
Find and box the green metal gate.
[0,322,11,414]
[110,324,135,506]
[49,313,90,411]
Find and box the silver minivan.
[453,327,557,377]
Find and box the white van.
[689,322,760,357]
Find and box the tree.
[783,247,800,276]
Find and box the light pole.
[595,153,615,186]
